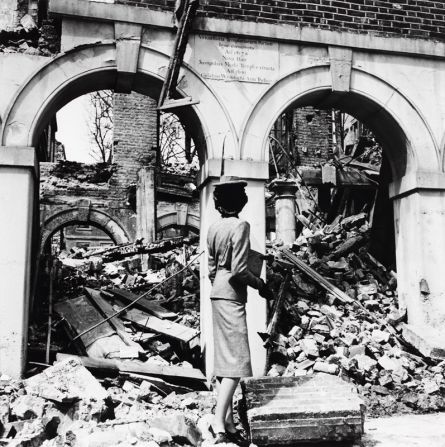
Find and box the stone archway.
[157,210,200,234]
[238,64,445,355]
[0,43,237,161]
[0,41,235,377]
[41,208,131,250]
[240,65,439,178]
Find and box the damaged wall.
[0,0,59,56]
[40,91,159,246]
[293,107,333,166]
[40,91,201,248]
[0,0,27,31]
[112,92,158,199]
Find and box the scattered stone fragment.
[423,379,440,395]
[354,354,377,372]
[378,355,397,371]
[10,395,48,420]
[300,338,319,358]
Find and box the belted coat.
[207,216,263,301]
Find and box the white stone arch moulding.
[0,43,237,161]
[157,211,200,233]
[41,208,131,249]
[437,132,445,172]
[239,64,439,179]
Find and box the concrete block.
[24,357,108,403]
[241,374,365,445]
[402,324,445,360]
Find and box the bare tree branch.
[159,112,198,175]
[87,90,113,163]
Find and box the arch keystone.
[114,22,142,93]
[328,46,352,92]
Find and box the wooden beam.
[108,288,177,320]
[85,288,143,352]
[157,0,199,108]
[56,353,207,384]
[281,249,353,304]
[123,308,200,349]
[299,167,378,188]
[54,295,115,349]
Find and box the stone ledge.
[49,0,172,28]
[198,158,269,187]
[0,146,38,176]
[389,171,445,199]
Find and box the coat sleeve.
[207,231,216,284]
[230,221,263,290]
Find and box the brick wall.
[41,82,161,203]
[271,106,333,169]
[293,107,333,166]
[40,91,159,241]
[112,92,158,199]
[116,0,445,41]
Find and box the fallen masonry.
[17,209,445,445]
[264,212,445,416]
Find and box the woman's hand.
[258,280,274,300]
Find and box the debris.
[10,395,48,420]
[25,357,108,403]
[281,249,353,304]
[300,338,319,359]
[56,354,207,388]
[264,211,445,417]
[54,294,138,359]
[150,414,201,446]
[108,288,178,319]
[85,288,144,354]
[122,308,199,349]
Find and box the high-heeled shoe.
[209,424,231,444]
[225,429,248,446]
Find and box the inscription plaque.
[193,34,279,84]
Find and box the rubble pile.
[21,207,445,446]
[265,212,445,416]
[161,160,199,177]
[0,357,221,446]
[51,236,200,330]
[20,237,217,446]
[40,161,116,198]
[31,236,201,376]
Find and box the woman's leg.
[215,378,237,432]
[225,401,237,433]
[213,377,240,433]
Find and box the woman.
[207,177,273,444]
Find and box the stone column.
[270,179,298,246]
[390,172,445,358]
[0,147,37,378]
[199,159,269,378]
[136,166,156,243]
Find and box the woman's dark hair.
[213,184,248,217]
